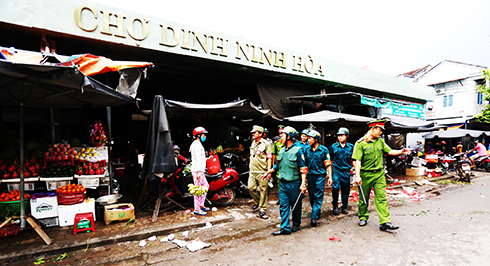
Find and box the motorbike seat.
[205,170,225,179]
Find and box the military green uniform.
[352,135,392,224]
[248,138,272,212]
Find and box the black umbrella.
[141,95,178,182]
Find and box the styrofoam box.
[30,195,59,219]
[8,182,35,191]
[58,198,96,227]
[38,217,59,227]
[77,177,99,189]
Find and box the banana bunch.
[188,184,208,196]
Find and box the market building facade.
[0,0,434,155]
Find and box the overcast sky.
[94,0,490,76]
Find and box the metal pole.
[49,108,55,143]
[107,106,114,194]
[20,103,25,228]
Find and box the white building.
[397,60,487,126]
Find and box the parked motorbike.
[165,153,241,206]
[453,152,472,182]
[386,150,417,175]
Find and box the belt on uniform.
[361,169,381,173]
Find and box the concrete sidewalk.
[0,203,235,263]
[0,172,459,263]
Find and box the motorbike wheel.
[219,187,236,207]
[456,165,471,182]
[483,161,490,172]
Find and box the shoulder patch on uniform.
[356,137,365,143]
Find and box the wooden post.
[26,217,52,245]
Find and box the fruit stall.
[0,47,152,231]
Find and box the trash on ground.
[186,238,211,252]
[421,179,438,186]
[182,230,189,237]
[148,236,157,241]
[211,207,218,212]
[167,233,175,240]
[160,236,169,242]
[172,239,187,248]
[139,240,147,247]
[189,217,197,220]
[329,236,341,242]
[184,209,192,214]
[199,222,213,230]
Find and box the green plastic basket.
[0,199,30,213]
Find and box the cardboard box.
[104,203,135,225]
[406,167,426,176]
[58,198,96,227]
[30,195,58,219]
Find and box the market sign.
[381,97,426,119]
[0,0,434,102]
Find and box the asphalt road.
[11,173,490,266]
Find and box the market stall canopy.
[0,47,153,106]
[284,110,372,123]
[162,99,273,123]
[382,116,436,129]
[423,129,490,139]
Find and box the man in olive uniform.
[248,125,272,219]
[353,119,410,231]
[264,126,308,235]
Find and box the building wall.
[425,75,486,124]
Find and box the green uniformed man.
[248,125,273,219]
[353,119,411,231]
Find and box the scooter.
[471,154,490,172]
[453,153,472,182]
[167,153,240,206]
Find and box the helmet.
[337,127,350,135]
[280,126,298,140]
[307,130,321,140]
[264,128,269,134]
[173,144,180,151]
[193,126,208,136]
[441,141,446,144]
[301,129,309,135]
[475,139,480,143]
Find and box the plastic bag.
[206,152,221,174]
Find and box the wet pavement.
[1,170,484,265]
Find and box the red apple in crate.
[62,155,68,160]
[56,155,62,161]
[50,155,56,161]
[66,144,71,149]
[59,144,64,148]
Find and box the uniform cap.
[337,127,350,135]
[280,126,298,139]
[250,125,264,133]
[307,130,321,140]
[367,119,387,129]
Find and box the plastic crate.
[0,224,22,238]
[0,199,30,213]
[57,192,86,205]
